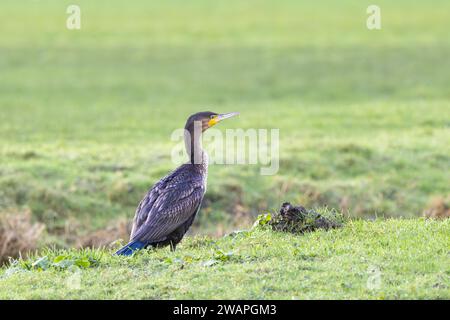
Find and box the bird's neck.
[185,127,207,165]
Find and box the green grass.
[0,1,449,246]
[1,219,449,299]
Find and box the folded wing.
[130,165,205,244]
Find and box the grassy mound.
[0,218,448,299]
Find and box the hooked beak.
[208,112,239,127]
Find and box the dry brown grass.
[76,218,132,249]
[0,208,45,265]
[423,196,450,219]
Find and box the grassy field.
[0,0,449,296]
[1,219,449,299]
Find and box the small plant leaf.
[53,259,75,269]
[252,213,272,229]
[75,258,91,268]
[202,259,218,267]
[32,256,50,270]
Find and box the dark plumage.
[116,111,238,255]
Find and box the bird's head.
[185,111,239,133]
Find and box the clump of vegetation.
[256,202,343,234]
[0,209,45,265]
[3,248,102,277]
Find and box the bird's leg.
[170,241,177,252]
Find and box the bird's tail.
[115,240,146,256]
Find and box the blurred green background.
[0,0,449,247]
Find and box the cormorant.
[116,111,239,255]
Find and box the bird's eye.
[210,115,215,119]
